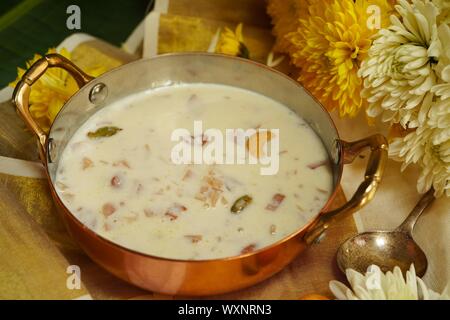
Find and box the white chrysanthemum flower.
[359,0,441,129]
[389,124,449,197]
[431,23,450,135]
[388,22,449,197]
[360,0,449,197]
[330,264,450,300]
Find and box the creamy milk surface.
[55,84,333,260]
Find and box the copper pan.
[13,53,388,296]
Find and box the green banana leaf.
[0,0,153,87]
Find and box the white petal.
[329,281,351,300]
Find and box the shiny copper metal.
[13,53,388,296]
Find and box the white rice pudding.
[56,84,333,260]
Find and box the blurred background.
[0,0,153,87]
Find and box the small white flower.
[330,264,450,300]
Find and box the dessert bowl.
[13,53,388,296]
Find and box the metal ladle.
[337,188,435,277]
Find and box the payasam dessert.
[55,84,333,260]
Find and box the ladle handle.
[395,188,435,236]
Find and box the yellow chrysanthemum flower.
[215,23,250,59]
[267,0,298,53]
[286,0,394,117]
[267,0,324,54]
[9,48,105,133]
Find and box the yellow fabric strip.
[0,172,88,299]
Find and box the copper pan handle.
[12,53,94,154]
[304,134,388,244]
